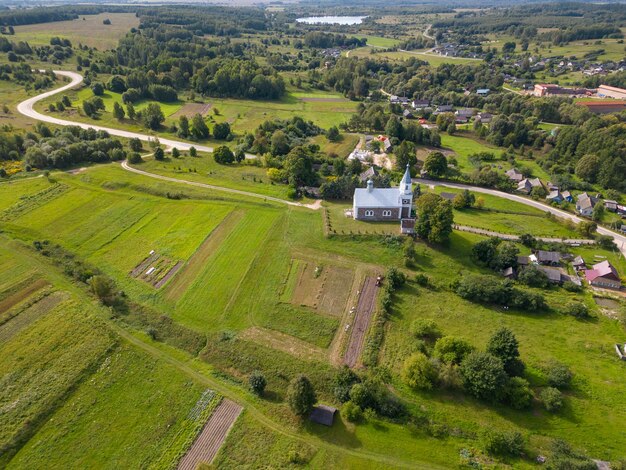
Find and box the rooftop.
[309,405,337,426]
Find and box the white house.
[353,165,413,221]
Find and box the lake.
[296,16,367,25]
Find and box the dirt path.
[177,399,242,470]
[240,326,328,362]
[344,276,379,368]
[453,224,596,245]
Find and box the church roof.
[353,187,401,208]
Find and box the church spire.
[400,164,412,195]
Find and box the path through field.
[344,276,379,367]
[177,399,242,470]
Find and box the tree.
[486,328,523,376]
[502,41,516,53]
[126,103,136,121]
[112,102,125,121]
[108,75,127,93]
[91,82,104,96]
[128,152,143,164]
[154,147,165,161]
[287,374,317,417]
[171,147,180,158]
[575,154,601,183]
[592,202,604,222]
[415,193,454,244]
[270,130,290,156]
[503,377,533,410]
[129,138,142,152]
[249,371,267,396]
[334,366,361,403]
[410,319,441,339]
[89,275,115,305]
[518,265,550,288]
[342,401,363,422]
[394,141,416,171]
[402,352,438,390]
[423,151,447,177]
[189,146,197,157]
[141,103,164,130]
[546,361,572,389]
[178,115,190,138]
[213,122,231,140]
[577,220,597,237]
[61,95,71,107]
[385,116,402,140]
[435,113,455,133]
[283,147,314,187]
[327,126,340,142]
[433,336,474,365]
[460,352,507,402]
[213,145,235,164]
[191,114,210,139]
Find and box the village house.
[604,200,619,212]
[505,168,524,183]
[455,108,474,123]
[359,166,378,183]
[353,165,413,222]
[536,250,562,266]
[561,190,573,203]
[546,190,563,203]
[576,192,598,216]
[517,178,543,194]
[412,99,430,109]
[476,112,493,124]
[476,88,490,96]
[585,260,622,290]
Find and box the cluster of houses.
[504,169,626,218]
[504,250,622,290]
[510,56,626,76]
[388,96,493,125]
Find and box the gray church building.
[353,165,413,221]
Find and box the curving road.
[18,70,215,153]
[417,179,626,259]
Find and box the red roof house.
[585,261,622,289]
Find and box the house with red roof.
[585,260,622,290]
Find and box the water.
[296,16,367,25]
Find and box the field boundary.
[0,291,68,343]
[240,326,328,362]
[0,278,50,317]
[177,399,243,470]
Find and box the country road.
[18,70,322,210]
[418,179,626,259]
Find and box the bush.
[460,352,507,402]
[518,265,551,288]
[409,319,441,339]
[414,272,430,286]
[481,429,524,456]
[249,370,267,396]
[433,336,474,365]
[127,152,143,164]
[213,145,235,164]
[564,301,589,318]
[486,327,524,376]
[386,267,406,290]
[287,374,317,417]
[402,352,439,390]
[546,361,573,389]
[342,401,363,423]
[154,147,165,161]
[563,280,582,292]
[541,387,563,412]
[503,377,533,410]
[333,366,360,403]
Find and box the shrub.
[342,401,363,422]
[154,147,165,161]
[402,352,439,390]
[460,352,507,402]
[333,366,360,403]
[213,145,235,164]
[409,319,441,339]
[518,265,551,288]
[481,429,524,456]
[486,327,524,376]
[549,439,596,470]
[287,374,317,417]
[541,387,563,412]
[386,267,406,290]
[564,301,589,318]
[414,272,430,286]
[437,362,462,389]
[504,377,533,410]
[127,152,143,164]
[433,336,474,365]
[546,361,573,389]
[249,370,267,396]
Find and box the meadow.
[11,13,139,50]
[0,160,625,468]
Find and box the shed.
[309,405,337,426]
[536,250,561,266]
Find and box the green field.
[11,13,139,50]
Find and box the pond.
[296,16,367,25]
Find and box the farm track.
[344,276,379,368]
[177,399,242,470]
[17,70,323,210]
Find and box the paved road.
[18,70,216,153]
[418,178,626,258]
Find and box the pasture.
[11,13,139,50]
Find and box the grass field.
[1,160,625,468]
[11,13,138,50]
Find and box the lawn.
[11,13,139,50]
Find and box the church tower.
[399,164,413,218]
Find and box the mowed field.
[11,13,139,50]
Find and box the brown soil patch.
[0,278,49,315]
[165,210,244,301]
[0,291,67,343]
[240,327,327,362]
[416,146,456,162]
[131,252,182,288]
[171,102,212,119]
[177,399,242,470]
[291,262,353,316]
[344,276,379,368]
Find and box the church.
[352,165,414,222]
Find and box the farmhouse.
[576,192,598,216]
[353,165,413,221]
[577,100,626,114]
[517,178,543,194]
[585,260,622,289]
[597,84,626,100]
[505,168,524,182]
[536,250,561,266]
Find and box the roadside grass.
[11,13,139,50]
[311,133,359,158]
[7,345,209,470]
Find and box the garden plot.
[0,291,68,343]
[171,102,212,118]
[286,260,354,316]
[131,251,183,288]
